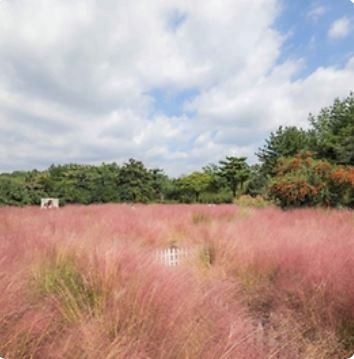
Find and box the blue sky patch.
[275,0,354,79]
[167,9,187,32]
[149,87,199,117]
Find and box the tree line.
[1,93,353,208]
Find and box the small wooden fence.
[156,247,193,267]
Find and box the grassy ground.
[0,204,354,358]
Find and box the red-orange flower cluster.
[271,156,353,207]
[331,166,354,186]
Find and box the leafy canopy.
[218,156,251,197]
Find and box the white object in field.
[157,247,193,267]
[40,198,59,209]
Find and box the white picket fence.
[156,247,193,267]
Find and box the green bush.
[234,195,273,208]
[199,191,233,204]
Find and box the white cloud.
[328,16,351,40]
[181,57,354,166]
[308,4,327,20]
[0,0,353,175]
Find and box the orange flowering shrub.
[269,155,354,208]
[270,178,324,207]
[331,166,354,186]
[329,166,354,207]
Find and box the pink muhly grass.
[0,204,354,357]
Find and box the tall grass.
[0,204,353,358]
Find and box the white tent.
[40,198,59,209]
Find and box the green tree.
[218,156,251,197]
[116,159,154,202]
[309,92,354,165]
[91,163,120,203]
[0,176,30,206]
[49,164,96,204]
[245,164,269,196]
[257,126,310,176]
[150,168,173,202]
[202,163,227,192]
[177,171,212,202]
[24,170,51,204]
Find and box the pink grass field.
[0,204,354,358]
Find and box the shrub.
[269,153,354,208]
[234,195,273,208]
[199,191,233,204]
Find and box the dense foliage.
[256,92,354,207]
[269,153,354,208]
[309,93,354,165]
[256,126,310,177]
[0,93,353,208]
[0,156,247,206]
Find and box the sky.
[0,0,353,176]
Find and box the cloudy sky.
[0,0,353,176]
